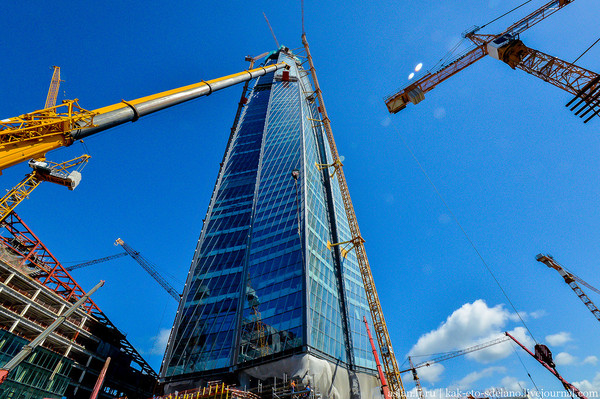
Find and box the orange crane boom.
[385,0,577,113]
[536,254,600,323]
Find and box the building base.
[164,353,383,399]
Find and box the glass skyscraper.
[161,48,381,398]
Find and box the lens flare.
[415,63,423,72]
[408,72,415,80]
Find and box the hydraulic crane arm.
[385,0,575,113]
[0,61,289,173]
[536,254,600,323]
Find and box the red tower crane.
[384,0,598,116]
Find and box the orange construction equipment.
[384,0,598,114]
[536,254,600,324]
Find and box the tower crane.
[303,34,406,399]
[536,253,600,324]
[384,0,598,116]
[115,238,181,302]
[0,61,289,173]
[400,335,510,396]
[401,335,510,375]
[0,154,90,223]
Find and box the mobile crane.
[384,0,599,118]
[0,61,289,173]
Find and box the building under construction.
[0,212,158,398]
[159,44,397,399]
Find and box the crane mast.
[385,0,576,113]
[536,254,600,323]
[0,62,289,173]
[302,33,407,399]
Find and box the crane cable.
[510,341,542,397]
[571,36,600,65]
[396,131,539,345]
[479,0,536,30]
[426,0,536,77]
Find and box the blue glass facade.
[161,48,376,381]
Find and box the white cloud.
[410,300,534,366]
[149,328,171,355]
[573,372,600,393]
[546,332,573,346]
[529,310,547,319]
[583,355,598,365]
[454,366,506,390]
[415,363,445,384]
[466,327,534,363]
[555,352,577,366]
[499,376,526,392]
[409,300,511,356]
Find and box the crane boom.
[536,254,600,323]
[385,0,576,113]
[115,238,180,302]
[399,335,510,373]
[44,66,61,110]
[64,252,129,272]
[302,33,407,399]
[0,61,289,173]
[0,154,90,223]
[505,331,587,399]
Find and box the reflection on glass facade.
[162,48,376,380]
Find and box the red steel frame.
[0,211,157,377]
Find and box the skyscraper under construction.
[161,47,383,398]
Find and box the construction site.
[0,0,599,398]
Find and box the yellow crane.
[0,155,90,223]
[0,62,289,173]
[303,33,407,399]
[44,66,61,110]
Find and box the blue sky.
[2,0,599,395]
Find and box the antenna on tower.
[263,12,280,49]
